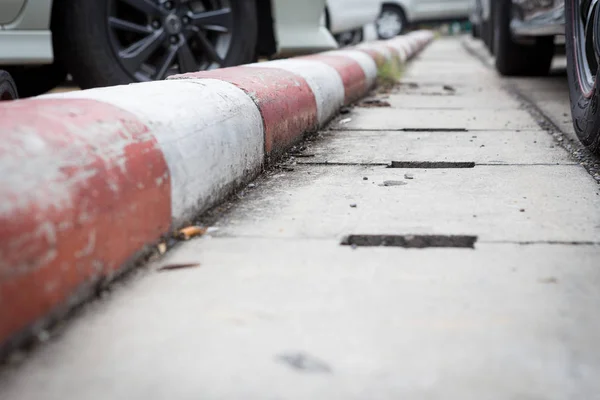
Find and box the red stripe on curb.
[171,67,318,156]
[0,99,171,350]
[301,54,367,105]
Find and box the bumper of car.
[511,0,565,37]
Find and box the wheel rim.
[107,0,233,82]
[574,0,600,96]
[377,11,402,39]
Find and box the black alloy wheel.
[54,0,257,88]
[566,0,600,154]
[0,70,18,101]
[107,0,234,81]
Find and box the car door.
[327,0,381,34]
[413,0,471,20]
[0,0,27,24]
[454,0,474,16]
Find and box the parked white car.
[0,0,379,97]
[327,0,382,45]
[376,0,471,39]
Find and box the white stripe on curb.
[45,79,265,225]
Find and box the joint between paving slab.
[295,162,579,167]
[331,128,469,132]
[480,240,600,246]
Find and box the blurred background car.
[326,0,381,46]
[0,0,380,97]
[471,0,564,76]
[375,0,471,39]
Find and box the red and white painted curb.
[0,31,434,355]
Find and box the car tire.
[565,0,600,155]
[376,4,407,40]
[493,0,554,76]
[2,64,66,98]
[0,70,19,101]
[335,28,363,47]
[471,23,480,38]
[481,19,492,53]
[52,0,258,89]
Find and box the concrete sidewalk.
[2,38,600,399]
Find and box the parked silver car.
[0,0,380,97]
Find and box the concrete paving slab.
[401,72,498,85]
[298,130,574,165]
[412,42,471,61]
[534,100,577,137]
[2,239,600,400]
[403,61,489,72]
[508,76,568,93]
[215,165,600,242]
[402,62,496,84]
[509,76,578,139]
[393,80,505,95]
[382,93,521,109]
[335,108,542,131]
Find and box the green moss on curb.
[377,58,405,88]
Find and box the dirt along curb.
[0,31,434,359]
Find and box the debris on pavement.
[276,352,332,373]
[157,263,201,272]
[177,226,208,240]
[399,81,419,89]
[443,84,456,92]
[350,203,357,208]
[380,180,407,186]
[404,173,414,179]
[358,98,391,108]
[339,118,352,125]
